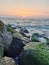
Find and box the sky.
[0,0,49,17]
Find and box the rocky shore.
[0,20,49,65]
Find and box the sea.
[0,16,49,37]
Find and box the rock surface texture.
[0,56,16,65]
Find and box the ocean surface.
[0,16,49,36]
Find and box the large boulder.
[0,21,27,59]
[0,56,16,65]
[4,37,25,58]
[0,30,12,49]
[20,42,49,65]
[0,21,25,58]
[0,20,12,49]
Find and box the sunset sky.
[0,0,49,17]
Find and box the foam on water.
[0,17,49,36]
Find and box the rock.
[20,28,29,33]
[0,29,12,49]
[7,26,28,43]
[7,26,16,34]
[13,31,24,39]
[20,31,30,38]
[31,33,40,42]
[20,42,49,65]
[31,33,47,44]
[20,28,30,38]
[0,20,4,31]
[0,46,4,58]
[0,21,12,49]
[7,26,25,39]
[0,21,29,63]
[12,29,29,43]
[0,21,25,58]
[0,56,16,65]
[4,37,25,58]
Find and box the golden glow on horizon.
[0,0,49,17]
[1,8,49,17]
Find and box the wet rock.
[0,56,16,65]
[20,28,29,33]
[20,32,30,38]
[20,28,30,38]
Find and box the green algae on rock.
[20,42,49,65]
[7,26,24,39]
[31,33,47,44]
[7,26,28,43]
[31,33,40,42]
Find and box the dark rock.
[20,28,30,38]
[20,28,29,33]
[20,32,30,38]
[4,37,25,58]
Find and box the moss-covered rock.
[7,27,16,34]
[7,26,24,39]
[0,46,4,58]
[0,56,16,65]
[20,42,49,65]
[31,33,47,44]
[31,33,40,42]
[7,26,30,43]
